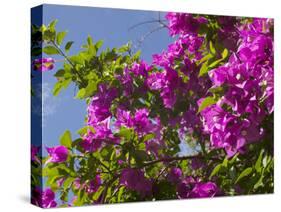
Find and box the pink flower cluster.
[167,167,218,198]
[120,168,152,197]
[40,13,273,203]
[31,187,57,208]
[46,145,68,163]
[79,13,273,198]
[201,18,274,157]
[32,58,55,72]
[81,84,119,152]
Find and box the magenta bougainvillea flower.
[199,18,273,157]
[31,187,57,208]
[165,12,207,36]
[189,182,218,198]
[115,108,162,137]
[81,117,119,152]
[73,178,82,190]
[32,58,55,72]
[177,177,218,199]
[147,69,179,109]
[87,84,118,125]
[46,145,68,163]
[34,12,273,207]
[115,60,151,96]
[80,84,119,152]
[120,168,152,196]
[31,145,40,163]
[56,178,65,187]
[167,167,182,184]
[86,175,102,194]
[130,60,151,78]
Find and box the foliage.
[31,13,274,208]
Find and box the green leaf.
[265,157,273,173]
[95,40,103,50]
[255,150,264,173]
[63,177,75,189]
[87,35,93,46]
[198,61,209,77]
[117,186,125,202]
[71,138,84,153]
[142,133,155,142]
[70,55,85,65]
[49,19,58,32]
[43,45,60,55]
[254,169,264,189]
[54,69,65,77]
[221,48,229,59]
[52,78,71,96]
[133,50,141,60]
[75,189,86,206]
[76,126,95,136]
[100,146,115,161]
[208,49,229,69]
[65,41,74,53]
[198,96,217,113]
[60,192,69,202]
[118,42,131,53]
[45,174,62,190]
[210,164,222,178]
[60,130,72,149]
[43,30,56,42]
[199,53,213,64]
[208,59,223,69]
[75,81,98,99]
[134,150,149,163]
[208,86,224,95]
[43,166,57,178]
[85,81,98,97]
[86,46,97,58]
[40,24,47,33]
[52,82,63,96]
[118,127,133,140]
[75,88,86,99]
[209,41,216,55]
[222,156,228,168]
[235,167,253,184]
[229,153,239,165]
[56,31,67,46]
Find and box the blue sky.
[32,4,175,154]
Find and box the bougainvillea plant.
[31,12,274,208]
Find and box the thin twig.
[155,166,168,181]
[50,40,87,87]
[128,19,167,31]
[100,174,120,204]
[140,154,220,168]
[135,25,166,49]
[129,13,169,50]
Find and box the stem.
[140,154,220,168]
[92,156,112,173]
[155,166,168,181]
[108,185,121,201]
[50,40,87,87]
[136,26,166,49]
[100,174,120,204]
[97,154,220,203]
[199,139,207,157]
[128,19,168,31]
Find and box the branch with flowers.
[31,13,274,208]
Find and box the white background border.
[0,0,280,211]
